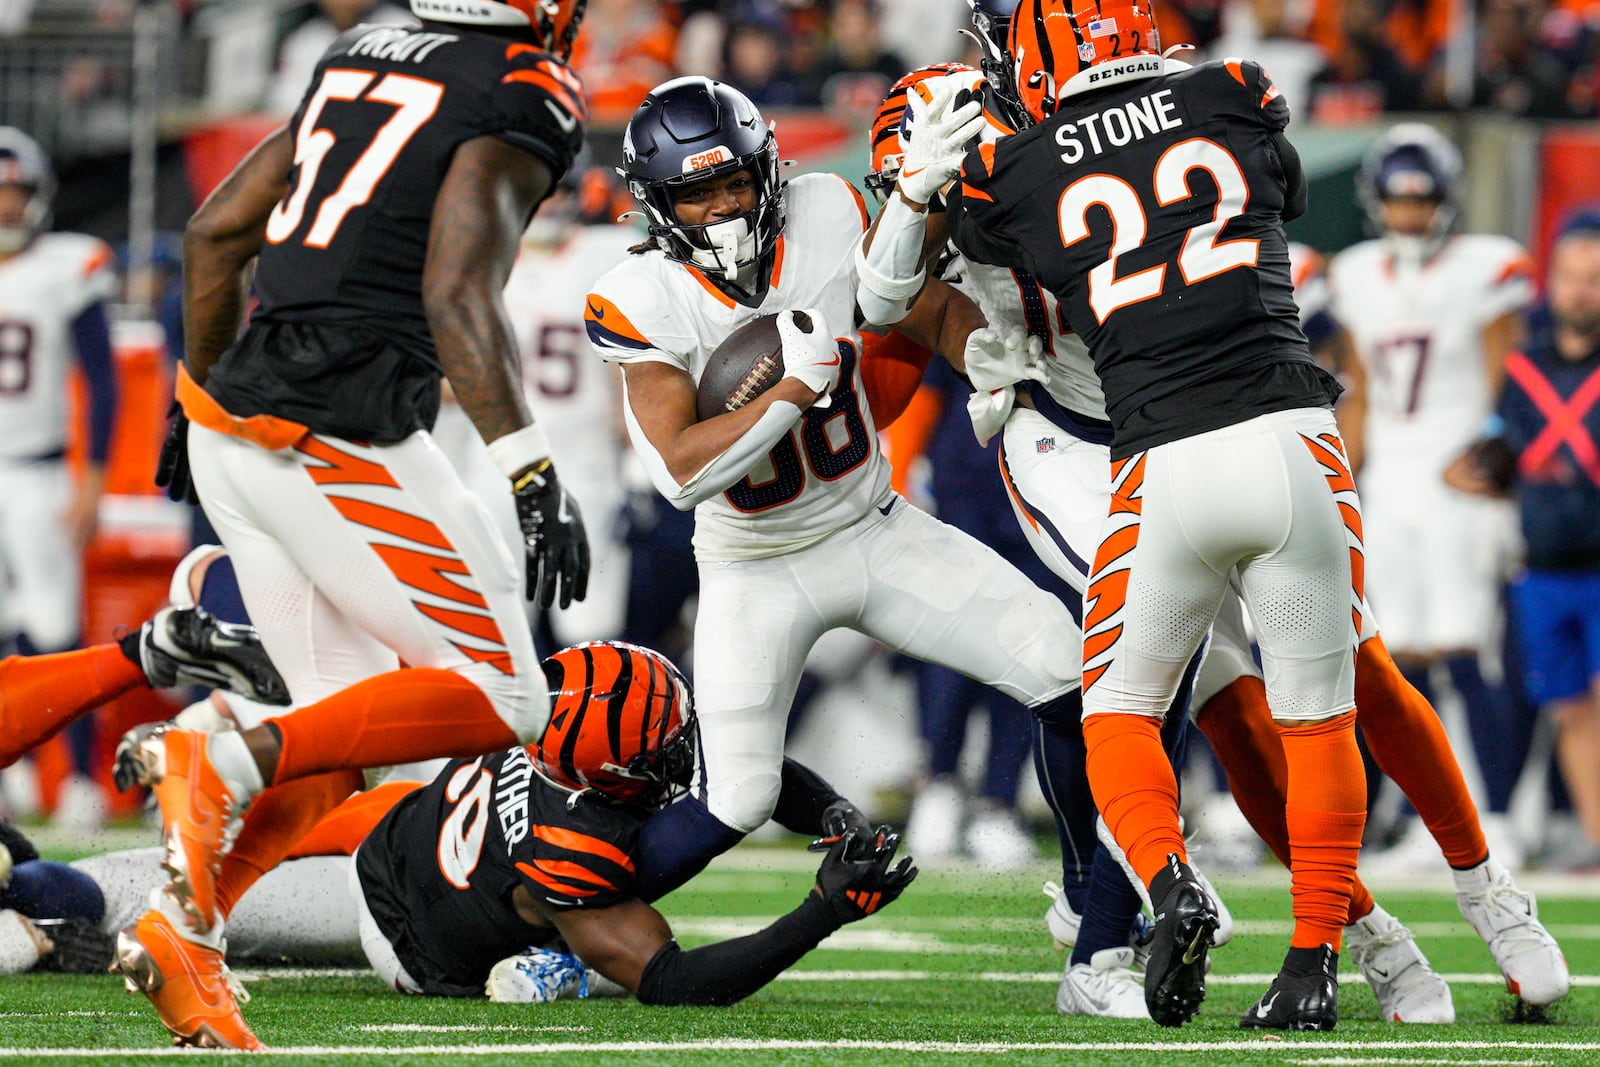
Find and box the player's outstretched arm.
[890,277,987,374]
[547,829,915,1006]
[183,125,292,385]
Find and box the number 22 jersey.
[949,59,1340,460]
[200,22,585,443]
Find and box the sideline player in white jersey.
[435,175,639,644]
[584,76,1082,900]
[1327,124,1532,862]
[0,128,118,662]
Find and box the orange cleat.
[144,729,247,934]
[111,909,264,1050]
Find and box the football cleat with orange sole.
[112,909,263,1050]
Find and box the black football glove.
[807,799,873,855]
[512,462,591,610]
[154,400,199,505]
[812,826,917,924]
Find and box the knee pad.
[706,771,782,834]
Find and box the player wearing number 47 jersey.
[583,76,1082,901]
[115,0,597,1051]
[947,0,1367,1030]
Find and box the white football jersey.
[0,233,117,460]
[586,173,891,562]
[505,224,638,476]
[1328,234,1532,457]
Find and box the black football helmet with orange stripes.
[532,641,696,808]
[409,0,585,59]
[865,63,979,206]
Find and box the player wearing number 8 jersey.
[583,76,1082,901]
[948,0,1366,1030]
[114,0,598,1050]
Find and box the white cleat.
[904,777,964,861]
[1345,903,1455,1023]
[1056,946,1150,1019]
[1042,881,1081,951]
[1455,858,1570,1007]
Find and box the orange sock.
[287,780,422,859]
[1195,677,1292,868]
[216,769,364,919]
[1280,710,1366,951]
[1356,636,1488,869]
[267,669,517,785]
[1082,712,1185,888]
[0,645,147,768]
[1347,875,1376,925]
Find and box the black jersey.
[204,21,585,442]
[356,746,641,996]
[949,59,1340,460]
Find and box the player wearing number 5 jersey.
[114,0,597,1050]
[584,77,1081,902]
[948,0,1366,1030]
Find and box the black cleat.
[1240,944,1340,1031]
[1144,853,1219,1027]
[135,607,291,706]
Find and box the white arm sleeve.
[855,194,929,326]
[622,378,803,511]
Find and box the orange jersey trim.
[841,178,870,231]
[960,182,993,204]
[530,823,637,874]
[685,264,737,309]
[516,860,607,897]
[770,235,787,290]
[176,365,309,451]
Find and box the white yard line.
[353,1024,589,1033]
[1,1039,1599,1058]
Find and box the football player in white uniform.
[0,127,120,823]
[0,128,117,660]
[584,76,1082,901]
[1328,125,1533,866]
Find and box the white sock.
[206,730,265,799]
[1452,855,1496,896]
[0,910,46,975]
[153,888,225,950]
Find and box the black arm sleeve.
[769,758,847,835]
[635,894,840,1006]
[1274,132,1308,222]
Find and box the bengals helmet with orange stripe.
[1009,0,1161,124]
[532,641,695,808]
[409,0,585,59]
[864,63,978,206]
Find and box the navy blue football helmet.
[622,77,784,296]
[967,0,1029,131]
[1358,123,1462,239]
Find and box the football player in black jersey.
[113,0,602,1050]
[353,641,915,1004]
[945,0,1368,1031]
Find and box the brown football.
[694,312,808,422]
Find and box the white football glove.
[963,326,1047,393]
[778,307,840,408]
[967,386,1015,447]
[898,79,986,207]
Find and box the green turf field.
[2,847,1597,1065]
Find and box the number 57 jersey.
[584,174,892,562]
[949,58,1339,461]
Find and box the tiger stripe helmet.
[532,641,695,807]
[1009,0,1161,123]
[865,62,979,205]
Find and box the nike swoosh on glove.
[898,79,987,207]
